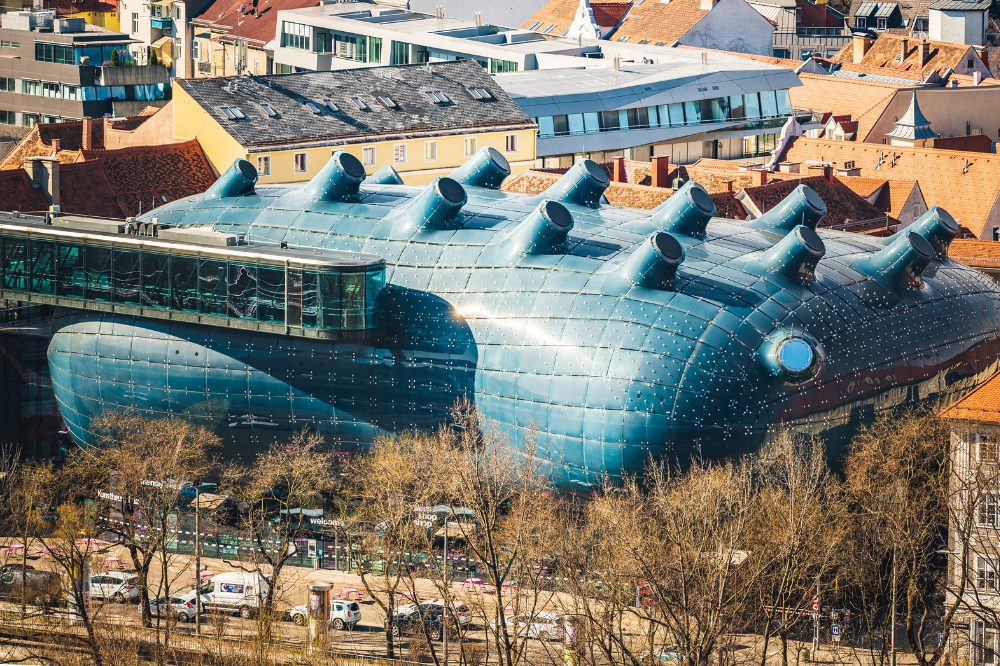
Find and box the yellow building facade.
[172,81,537,186]
[65,9,120,31]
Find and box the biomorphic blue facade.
[44,150,1000,485]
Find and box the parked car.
[285,599,361,629]
[641,646,685,663]
[385,602,458,641]
[420,598,472,627]
[89,571,140,603]
[182,572,270,618]
[495,611,565,641]
[149,595,201,622]
[0,564,61,606]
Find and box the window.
[977,433,999,463]
[281,22,311,50]
[42,82,60,98]
[132,12,139,34]
[0,77,12,92]
[350,96,370,111]
[389,40,410,65]
[377,95,398,109]
[256,156,270,176]
[855,16,867,28]
[293,152,307,173]
[528,21,541,30]
[467,87,493,101]
[35,42,74,64]
[424,90,451,105]
[0,40,20,48]
[464,138,476,157]
[424,141,437,161]
[393,144,406,164]
[0,110,14,125]
[505,134,517,153]
[980,493,1000,527]
[977,623,1000,666]
[191,40,201,61]
[305,101,322,114]
[362,146,375,167]
[261,102,277,117]
[876,17,887,29]
[325,99,339,113]
[542,23,556,33]
[979,557,999,591]
[994,227,999,242]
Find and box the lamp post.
[195,483,202,637]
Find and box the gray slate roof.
[929,0,990,10]
[176,60,534,151]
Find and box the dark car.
[385,602,459,641]
[0,564,61,606]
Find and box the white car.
[149,595,202,622]
[286,599,361,629]
[495,611,565,641]
[89,572,140,603]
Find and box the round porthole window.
[776,337,815,376]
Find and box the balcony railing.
[150,17,173,30]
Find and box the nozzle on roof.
[621,232,684,290]
[204,158,257,199]
[369,164,404,185]
[896,206,959,258]
[509,200,574,256]
[748,184,827,234]
[650,181,715,237]
[756,225,825,284]
[450,147,511,189]
[540,159,609,209]
[304,151,366,202]
[403,177,468,231]
[856,231,936,289]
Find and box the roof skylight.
[467,87,494,101]
[351,96,371,111]
[377,95,399,109]
[260,102,278,117]
[424,90,451,104]
[305,101,322,114]
[325,99,340,113]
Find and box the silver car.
[149,595,201,622]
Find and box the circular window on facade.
[776,337,815,376]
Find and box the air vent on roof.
[467,87,493,101]
[260,102,278,117]
[351,96,371,111]
[325,99,340,113]
[377,95,398,109]
[424,90,451,104]
[305,101,322,114]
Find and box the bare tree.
[844,408,955,666]
[88,412,217,633]
[222,429,336,659]
[751,431,844,666]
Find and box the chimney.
[974,71,983,86]
[81,116,93,151]
[651,155,670,189]
[725,179,734,193]
[853,33,872,64]
[51,138,61,155]
[757,169,768,186]
[900,37,909,62]
[24,156,60,209]
[612,157,627,183]
[823,164,834,184]
[699,0,716,10]
[918,40,930,67]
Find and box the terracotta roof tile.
[522,0,632,33]
[0,120,106,171]
[948,239,1000,268]
[191,0,321,47]
[830,33,979,79]
[611,0,709,45]
[709,190,747,218]
[0,170,50,214]
[503,169,674,208]
[739,173,893,227]
[783,137,1000,239]
[932,134,995,153]
[939,371,1000,423]
[790,73,904,141]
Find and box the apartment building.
[0,10,170,128]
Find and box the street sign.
[831,623,841,642]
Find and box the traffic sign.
[831,623,841,642]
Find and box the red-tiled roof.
[933,134,995,154]
[42,0,119,15]
[709,191,747,219]
[523,0,632,34]
[610,0,709,45]
[191,0,320,47]
[0,140,218,219]
[739,174,894,228]
[0,170,50,214]
[939,371,1000,423]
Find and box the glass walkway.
[0,213,385,340]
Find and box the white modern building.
[117,0,211,78]
[268,1,810,166]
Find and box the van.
[187,572,270,619]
